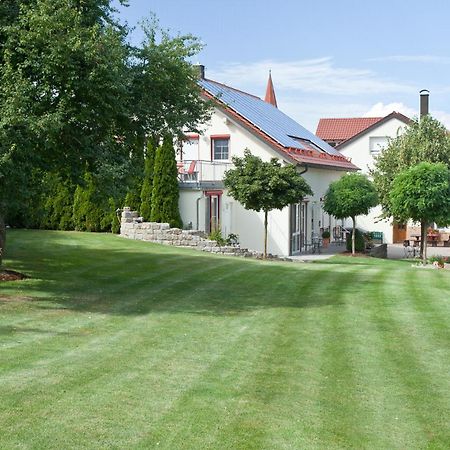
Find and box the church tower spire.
[264,70,278,108]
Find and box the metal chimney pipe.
[420,89,429,118]
[194,64,205,79]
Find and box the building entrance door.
[205,190,222,234]
[393,222,407,243]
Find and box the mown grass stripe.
[1,230,449,449]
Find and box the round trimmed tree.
[371,115,450,257]
[390,162,450,264]
[323,173,378,256]
[224,150,312,258]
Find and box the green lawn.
[1,230,449,449]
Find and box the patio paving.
[289,243,450,262]
[289,242,347,262]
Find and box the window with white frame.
[369,136,389,155]
[212,137,230,160]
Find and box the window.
[181,135,199,161]
[369,136,389,155]
[211,135,230,160]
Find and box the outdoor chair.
[403,240,416,258]
[333,226,344,245]
[310,233,322,254]
[178,161,197,181]
[184,160,197,181]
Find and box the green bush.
[208,229,226,246]
[346,228,365,253]
[428,255,449,266]
[140,140,156,221]
[124,191,141,212]
[73,172,108,232]
[151,136,182,228]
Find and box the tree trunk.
[0,214,5,267]
[264,210,268,259]
[420,221,425,260]
[421,220,427,265]
[352,216,356,256]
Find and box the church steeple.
[264,70,278,108]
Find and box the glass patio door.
[291,202,307,255]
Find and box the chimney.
[420,89,429,118]
[194,64,205,79]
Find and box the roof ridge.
[318,117,383,121]
[203,78,261,100]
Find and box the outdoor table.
[427,234,439,247]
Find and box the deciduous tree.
[371,115,450,257]
[0,1,211,265]
[390,162,450,264]
[224,150,312,258]
[323,173,378,256]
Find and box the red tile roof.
[316,117,383,141]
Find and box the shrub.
[428,255,449,267]
[346,228,365,253]
[226,233,239,246]
[208,229,227,246]
[322,230,330,239]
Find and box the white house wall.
[338,117,408,244]
[193,107,285,162]
[338,118,407,175]
[179,107,351,255]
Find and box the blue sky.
[113,0,450,131]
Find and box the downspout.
[196,192,205,230]
[290,163,309,255]
[297,162,308,176]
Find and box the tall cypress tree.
[140,139,156,220]
[150,136,182,228]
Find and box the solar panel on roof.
[199,79,342,157]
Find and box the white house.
[316,112,411,243]
[177,68,358,256]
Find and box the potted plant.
[322,230,331,248]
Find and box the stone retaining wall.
[120,207,251,257]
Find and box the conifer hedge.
[150,136,182,228]
[140,140,156,221]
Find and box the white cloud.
[363,102,450,128]
[207,58,414,96]
[363,102,417,118]
[434,111,450,129]
[367,55,450,64]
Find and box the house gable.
[337,115,410,174]
[335,112,410,150]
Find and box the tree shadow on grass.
[0,325,84,337]
[2,230,403,317]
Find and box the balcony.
[177,160,233,187]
